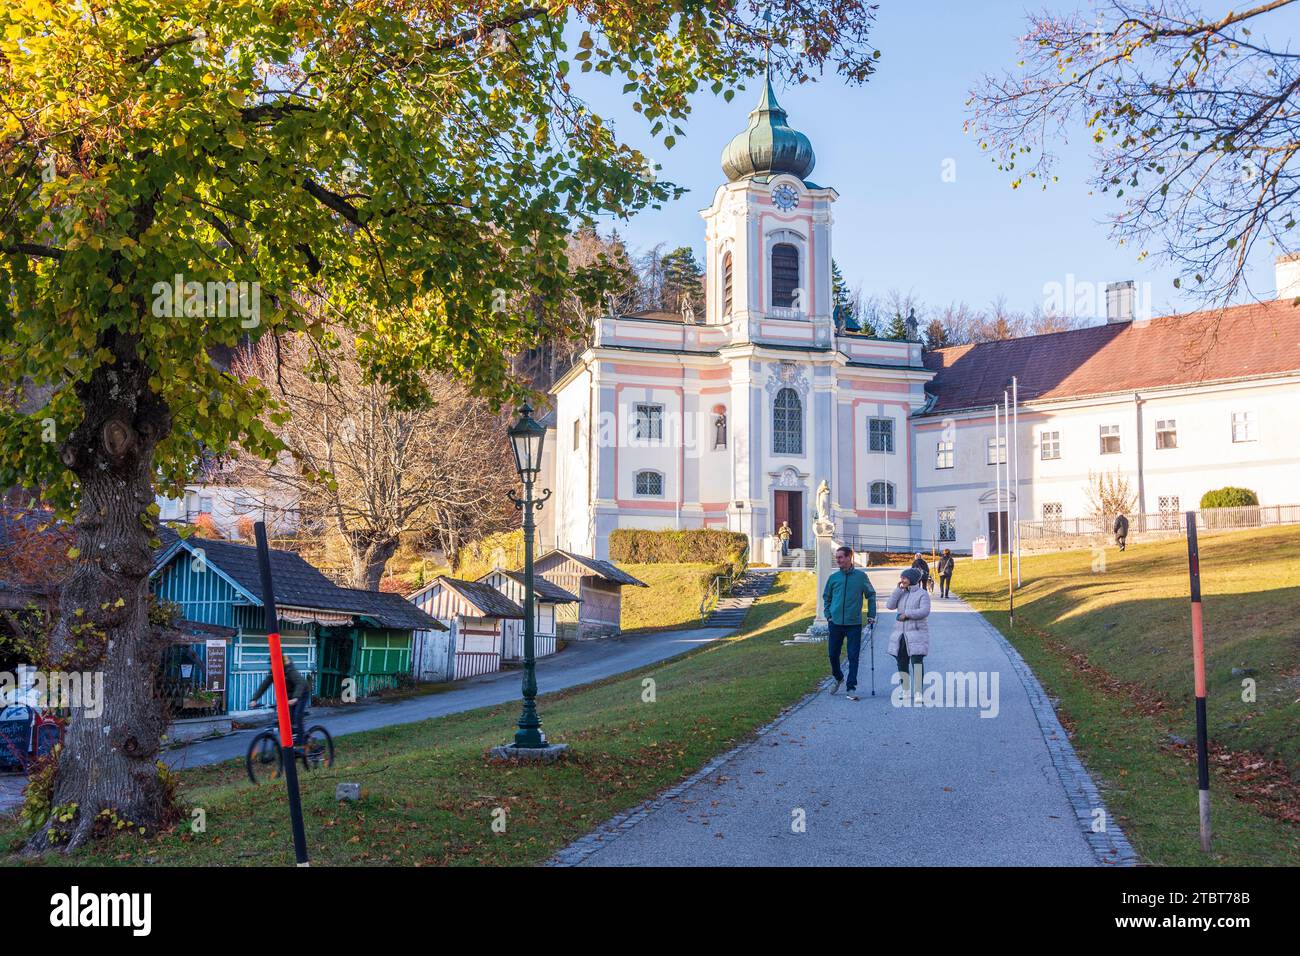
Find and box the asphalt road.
[566,570,1110,867]
[163,624,732,772]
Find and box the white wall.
[914,377,1300,551]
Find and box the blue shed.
[151,535,444,717]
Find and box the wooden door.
[774,491,804,549]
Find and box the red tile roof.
[921,300,1300,415]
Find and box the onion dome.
[720,74,816,183]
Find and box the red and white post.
[1184,511,1211,853]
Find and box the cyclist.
[249,653,312,741]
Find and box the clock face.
[773,183,800,211]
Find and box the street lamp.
[506,404,552,750]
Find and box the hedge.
[608,528,749,565]
[1200,487,1259,509]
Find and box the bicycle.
[245,702,334,784]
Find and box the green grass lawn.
[619,562,721,634]
[959,525,1300,866]
[3,572,820,866]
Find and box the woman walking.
[936,548,955,599]
[887,567,932,705]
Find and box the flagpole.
[1013,376,1022,587]
[994,402,1002,575]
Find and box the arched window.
[634,470,664,497]
[771,243,800,308]
[722,251,734,317]
[772,387,803,455]
[869,481,896,508]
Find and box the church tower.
[702,75,837,348]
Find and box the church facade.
[544,79,1300,561]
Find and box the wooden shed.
[478,568,580,661]
[532,550,648,641]
[151,534,444,715]
[407,577,524,679]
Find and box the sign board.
[205,640,227,711]
[972,535,989,560]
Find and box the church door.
[774,490,804,549]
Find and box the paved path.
[0,624,731,813]
[558,570,1134,867]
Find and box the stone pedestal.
[489,743,571,764]
[789,520,835,643]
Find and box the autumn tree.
[234,330,517,589]
[968,0,1300,307]
[0,0,881,851]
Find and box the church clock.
[772,183,799,210]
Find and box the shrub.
[192,512,223,540]
[608,528,748,565]
[1200,487,1259,509]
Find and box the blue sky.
[577,1,1300,320]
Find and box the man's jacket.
[251,659,311,703]
[823,567,877,625]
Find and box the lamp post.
[506,404,552,750]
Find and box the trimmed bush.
[608,528,748,565]
[1200,487,1259,509]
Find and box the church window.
[869,481,896,508]
[1040,430,1061,460]
[772,387,803,455]
[935,439,953,469]
[1155,419,1177,449]
[634,470,664,497]
[573,419,581,451]
[868,418,895,453]
[771,243,799,308]
[722,252,734,317]
[1099,424,1121,455]
[634,403,663,441]
[1042,502,1063,530]
[938,508,956,542]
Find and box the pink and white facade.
[546,89,934,559]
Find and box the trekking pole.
[869,621,876,696]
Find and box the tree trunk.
[347,534,399,590]
[26,330,174,853]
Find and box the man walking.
[1113,513,1130,552]
[823,545,876,701]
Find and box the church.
[541,77,1300,561]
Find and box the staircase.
[703,569,779,629]
[778,548,814,569]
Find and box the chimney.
[1105,280,1134,324]
[1275,254,1300,300]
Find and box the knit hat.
[901,568,922,586]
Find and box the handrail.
[699,543,750,620]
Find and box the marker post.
[254,521,311,866]
[1184,511,1211,853]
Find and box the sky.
[574,0,1300,322]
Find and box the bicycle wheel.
[301,725,334,771]
[246,730,283,784]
